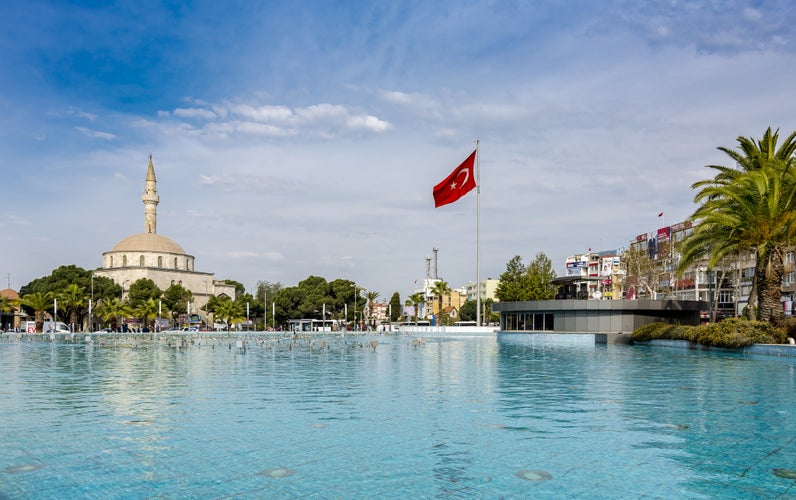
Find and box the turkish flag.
[433,150,477,208]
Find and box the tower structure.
[142,155,159,234]
[95,155,237,329]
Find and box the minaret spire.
[142,155,159,234]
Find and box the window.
[534,313,544,330]
[140,255,145,266]
[122,255,127,266]
[110,256,114,267]
[158,256,162,267]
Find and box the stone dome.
[110,233,187,255]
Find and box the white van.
[43,321,70,333]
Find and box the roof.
[0,289,19,300]
[109,233,187,255]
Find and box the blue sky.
[2,0,796,299]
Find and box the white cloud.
[161,100,391,139]
[0,214,31,227]
[224,250,284,260]
[173,107,217,119]
[65,107,97,120]
[235,121,295,137]
[742,7,762,21]
[74,126,115,140]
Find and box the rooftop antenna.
[425,256,431,282]
[433,247,439,279]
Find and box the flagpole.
[476,139,481,327]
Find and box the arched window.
[122,255,127,267]
[140,255,145,266]
[110,256,114,267]
[158,256,162,267]
[174,257,178,269]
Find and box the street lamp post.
[353,283,357,331]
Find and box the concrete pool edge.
[635,339,796,357]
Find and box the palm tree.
[214,299,244,332]
[135,298,160,331]
[96,297,130,331]
[19,291,54,333]
[430,281,451,325]
[58,283,87,331]
[679,128,796,322]
[0,295,16,330]
[364,290,380,328]
[406,292,425,325]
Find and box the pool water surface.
[1,334,795,498]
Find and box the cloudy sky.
[2,0,796,299]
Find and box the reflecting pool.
[1,334,795,498]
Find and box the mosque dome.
[110,233,187,255]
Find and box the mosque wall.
[102,252,195,271]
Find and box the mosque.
[94,156,236,325]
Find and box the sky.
[2,0,796,300]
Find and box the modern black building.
[493,299,709,344]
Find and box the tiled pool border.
[636,339,796,357]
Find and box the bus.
[287,319,339,332]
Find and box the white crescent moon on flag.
[455,168,469,188]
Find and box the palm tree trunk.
[758,248,784,322]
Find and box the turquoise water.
[1,334,796,498]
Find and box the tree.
[19,291,54,333]
[406,292,425,325]
[58,283,87,330]
[91,275,123,303]
[495,256,530,302]
[362,290,379,327]
[223,279,246,298]
[622,244,659,298]
[430,281,451,325]
[128,278,162,308]
[0,295,12,314]
[679,127,796,322]
[388,292,401,322]
[526,252,557,300]
[234,292,259,329]
[135,298,160,331]
[162,284,192,323]
[95,297,130,331]
[214,297,245,332]
[256,280,282,327]
[495,253,556,302]
[459,299,476,321]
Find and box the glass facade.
[501,312,554,331]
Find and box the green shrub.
[631,322,667,342]
[631,317,787,348]
[775,317,796,341]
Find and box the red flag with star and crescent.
[433,150,477,208]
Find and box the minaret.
[142,155,159,234]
